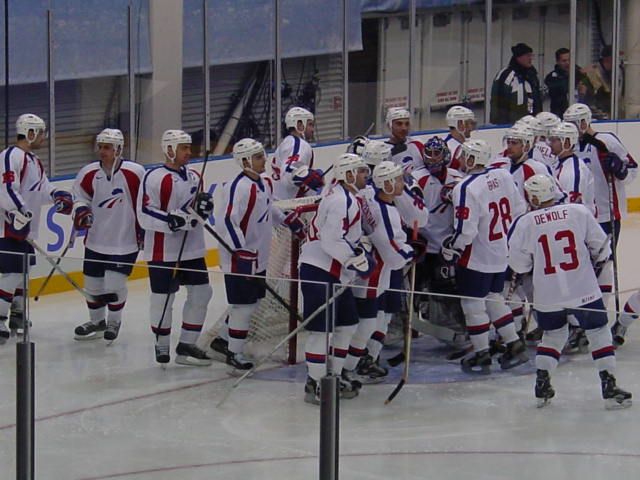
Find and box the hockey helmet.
[515,115,546,138]
[548,122,579,151]
[233,138,265,170]
[563,103,592,132]
[503,124,535,152]
[386,107,411,129]
[446,105,476,130]
[524,174,557,206]
[361,140,392,168]
[333,153,367,185]
[372,160,403,194]
[161,129,192,161]
[285,107,314,133]
[461,139,492,168]
[96,128,124,159]
[536,111,561,137]
[16,113,46,144]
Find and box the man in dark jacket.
[545,48,585,117]
[490,43,542,124]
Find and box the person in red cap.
[490,43,542,125]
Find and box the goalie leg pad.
[535,324,568,373]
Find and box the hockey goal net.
[203,196,320,364]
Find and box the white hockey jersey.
[73,159,145,255]
[412,166,464,254]
[532,140,556,170]
[216,172,282,273]
[490,156,553,200]
[0,145,56,240]
[443,133,465,171]
[576,131,638,222]
[300,182,363,283]
[450,167,524,273]
[554,153,596,218]
[393,179,430,231]
[508,202,608,311]
[137,165,205,263]
[386,137,424,174]
[271,134,315,200]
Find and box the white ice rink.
[2,217,640,479]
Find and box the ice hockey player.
[300,153,375,404]
[384,107,424,174]
[411,136,467,350]
[72,129,145,343]
[0,113,73,343]
[271,106,323,200]
[137,130,214,366]
[508,173,632,409]
[442,139,527,374]
[444,105,476,171]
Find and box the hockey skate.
[338,373,360,399]
[226,351,253,370]
[175,342,212,366]
[103,320,121,344]
[155,343,170,366]
[564,326,589,354]
[74,319,107,341]
[599,370,632,410]
[9,310,29,336]
[525,326,543,345]
[356,354,388,383]
[209,336,229,361]
[535,369,555,408]
[341,370,363,391]
[0,317,9,345]
[498,339,528,370]
[611,321,627,348]
[461,349,491,375]
[304,376,321,405]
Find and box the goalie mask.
[423,136,450,175]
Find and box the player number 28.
[488,197,512,241]
[537,230,579,275]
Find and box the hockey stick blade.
[385,379,405,405]
[387,352,405,367]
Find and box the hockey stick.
[188,208,304,323]
[156,151,211,339]
[33,229,77,301]
[385,222,419,405]
[217,283,351,407]
[27,239,117,304]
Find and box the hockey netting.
[202,196,320,364]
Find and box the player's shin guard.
[460,297,491,353]
[597,262,614,310]
[344,316,377,371]
[150,292,175,347]
[180,284,213,345]
[618,292,640,328]
[366,311,392,360]
[586,325,616,373]
[85,275,106,323]
[227,303,253,354]
[486,292,519,344]
[104,271,128,327]
[305,332,327,381]
[331,324,357,375]
[535,325,568,373]
[0,273,22,318]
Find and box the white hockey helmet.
[233,138,265,170]
[333,153,366,184]
[524,174,557,206]
[536,111,561,137]
[386,107,411,129]
[563,103,592,131]
[16,113,46,144]
[373,160,403,193]
[515,115,545,137]
[503,123,535,151]
[285,107,314,133]
[548,121,579,150]
[161,129,192,160]
[361,140,392,167]
[96,128,124,158]
[446,105,475,129]
[461,139,492,167]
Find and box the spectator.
[544,48,585,117]
[580,45,614,118]
[490,43,542,125]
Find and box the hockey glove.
[409,237,427,264]
[194,192,214,219]
[345,247,376,280]
[602,152,628,180]
[346,135,368,155]
[6,209,32,240]
[292,166,324,191]
[231,249,257,276]
[441,235,463,264]
[167,210,198,232]
[358,235,374,255]
[283,210,306,240]
[52,190,73,215]
[73,205,94,230]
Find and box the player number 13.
[537,230,579,275]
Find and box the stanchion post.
[319,375,338,480]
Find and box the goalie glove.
[194,192,214,219]
[292,166,324,191]
[283,210,305,240]
[231,249,257,275]
[345,247,376,280]
[52,190,73,215]
[73,204,94,230]
[6,209,32,240]
[441,235,463,264]
[167,209,198,232]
